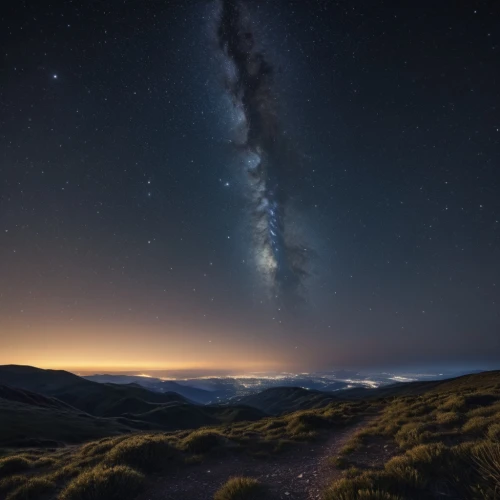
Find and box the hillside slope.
[238,386,339,414]
[0,385,136,446]
[85,375,217,404]
[0,370,498,499]
[338,369,500,400]
[0,365,187,416]
[0,366,269,443]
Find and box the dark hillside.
[0,365,187,416]
[238,387,339,414]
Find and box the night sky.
[1,0,499,373]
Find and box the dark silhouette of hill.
[233,370,500,414]
[158,381,219,404]
[0,384,74,411]
[237,387,340,414]
[123,403,265,430]
[337,369,500,400]
[0,365,188,416]
[85,374,217,403]
[0,384,136,446]
[0,366,268,444]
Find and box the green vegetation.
[238,386,339,414]
[0,365,186,417]
[0,376,267,447]
[213,477,264,500]
[325,372,500,499]
[329,455,350,469]
[0,369,498,500]
[0,398,134,446]
[6,477,56,500]
[60,465,144,500]
[0,456,33,478]
[0,399,370,499]
[106,434,177,472]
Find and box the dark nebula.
[217,0,309,306]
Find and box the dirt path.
[139,420,370,500]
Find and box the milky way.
[216,0,310,306]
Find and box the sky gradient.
[1,0,499,373]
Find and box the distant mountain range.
[85,374,219,404]
[1,364,497,447]
[82,373,359,404]
[236,387,339,415]
[82,369,481,404]
[0,365,265,446]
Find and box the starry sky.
[1,0,499,373]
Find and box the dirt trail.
[139,420,370,500]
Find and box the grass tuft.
[471,442,500,497]
[213,477,264,500]
[0,476,27,496]
[105,434,176,472]
[6,477,55,500]
[182,431,223,453]
[60,465,144,500]
[487,424,500,443]
[0,457,33,478]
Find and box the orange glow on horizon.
[0,317,309,374]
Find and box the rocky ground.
[138,419,389,500]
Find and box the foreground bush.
[106,434,176,472]
[214,477,264,500]
[60,465,144,500]
[0,457,32,478]
[7,477,55,500]
[0,475,25,497]
[323,474,402,500]
[472,442,500,498]
[183,431,223,453]
[80,436,127,458]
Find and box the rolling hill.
[237,386,340,414]
[0,366,268,444]
[85,374,217,404]
[236,371,500,414]
[123,403,265,430]
[0,365,187,416]
[336,369,500,400]
[0,385,136,446]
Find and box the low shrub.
[0,476,26,496]
[323,475,377,500]
[79,436,126,458]
[106,434,176,472]
[0,457,32,478]
[394,423,427,449]
[286,413,328,437]
[405,443,447,470]
[463,416,490,434]
[7,477,55,500]
[435,411,460,426]
[472,442,500,497]
[213,476,264,500]
[384,456,426,489]
[330,456,349,469]
[355,491,402,500]
[182,431,223,454]
[439,396,467,412]
[60,465,144,500]
[487,424,500,442]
